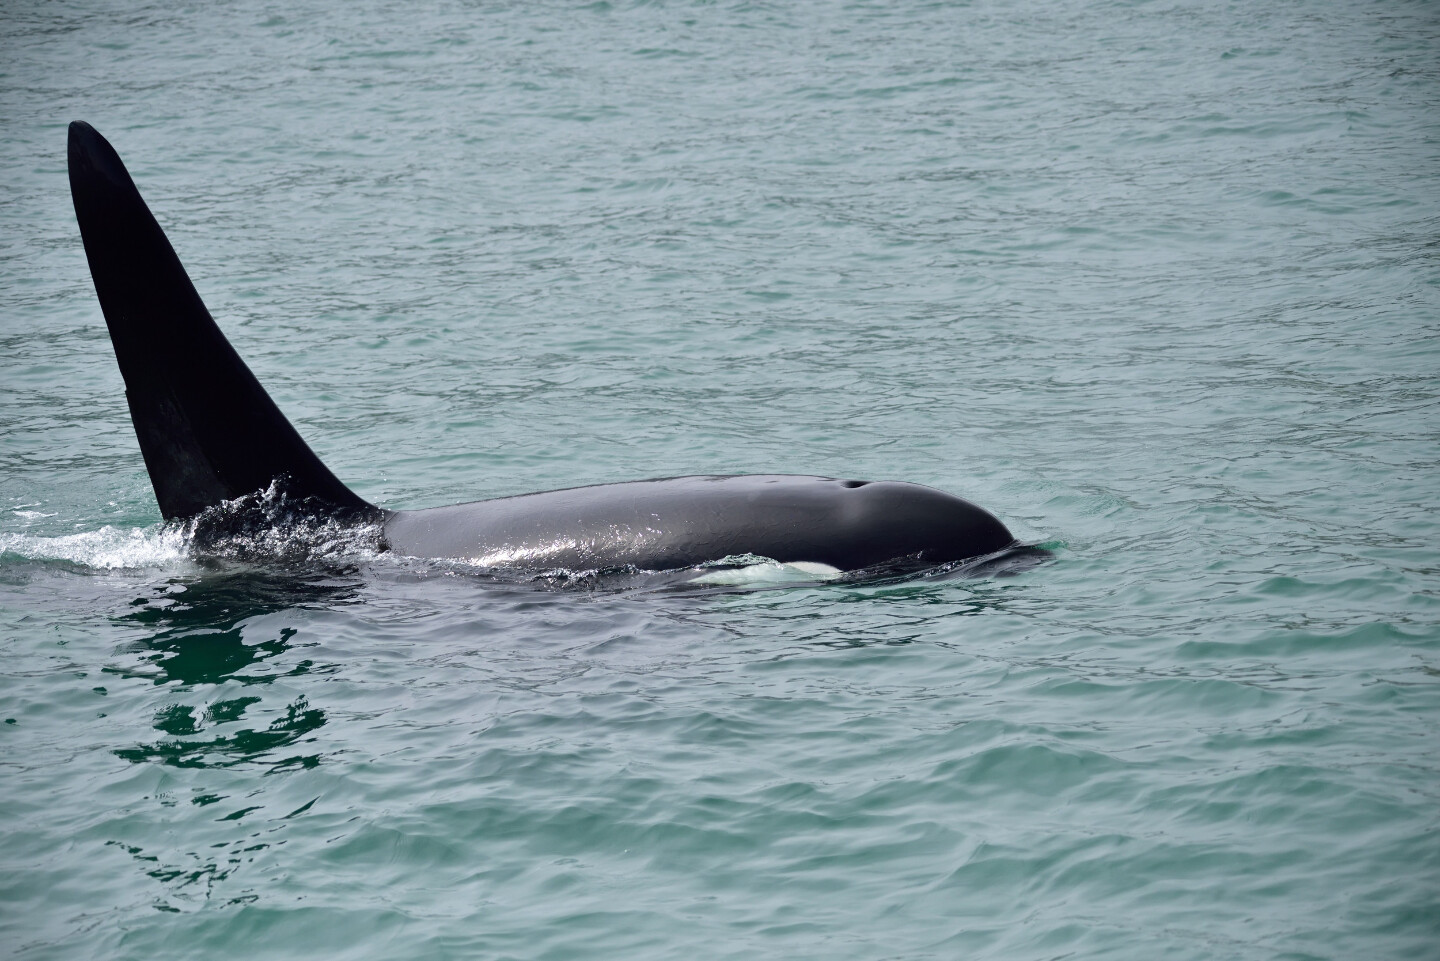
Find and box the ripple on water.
[3,0,1440,959]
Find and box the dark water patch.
[115,696,326,770]
[104,568,361,688]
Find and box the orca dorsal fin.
[67,121,373,521]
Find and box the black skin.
[382,475,1014,571]
[68,120,1017,572]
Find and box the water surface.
[2,1,1438,958]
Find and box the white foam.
[0,525,188,570]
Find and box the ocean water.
[2,1,1438,958]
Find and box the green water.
[2,1,1438,958]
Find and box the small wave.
[379,546,1051,594]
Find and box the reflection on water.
[116,695,326,770]
[107,840,245,906]
[107,565,362,687]
[116,621,307,688]
[107,564,363,771]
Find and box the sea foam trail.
[0,525,187,571]
[0,492,386,572]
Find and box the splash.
[178,480,385,563]
[0,482,384,572]
[0,524,189,570]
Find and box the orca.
[67,120,1018,574]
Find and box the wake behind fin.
[67,121,375,521]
